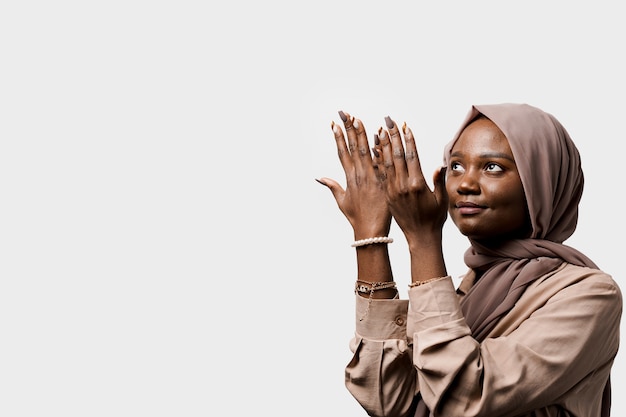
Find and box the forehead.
[452,117,513,157]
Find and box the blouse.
[345,263,622,417]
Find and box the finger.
[373,132,382,167]
[331,120,354,179]
[339,110,358,162]
[378,127,396,191]
[401,123,425,181]
[353,117,375,171]
[385,116,408,190]
[371,139,386,182]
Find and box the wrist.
[406,232,443,252]
[353,222,391,242]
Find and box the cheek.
[502,185,529,224]
[483,181,523,204]
[508,183,527,207]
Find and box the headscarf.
[414,103,606,417]
[444,103,598,339]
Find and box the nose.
[456,170,480,195]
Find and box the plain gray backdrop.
[1,1,623,415]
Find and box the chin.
[454,223,484,239]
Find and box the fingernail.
[374,134,380,146]
[385,116,394,129]
[379,129,386,139]
[315,178,327,187]
[353,119,360,129]
[331,121,339,134]
[338,111,347,122]
[372,148,380,157]
[402,122,407,134]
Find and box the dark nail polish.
[315,178,327,187]
[374,134,380,146]
[372,148,380,157]
[338,111,348,122]
[385,116,394,129]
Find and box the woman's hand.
[374,116,448,248]
[317,111,391,240]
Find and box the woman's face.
[446,117,531,243]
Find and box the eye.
[450,161,464,172]
[485,163,503,172]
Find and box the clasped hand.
[318,111,448,246]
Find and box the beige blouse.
[346,263,622,417]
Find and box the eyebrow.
[450,151,515,162]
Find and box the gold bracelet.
[355,280,397,321]
[408,276,449,288]
[355,280,397,294]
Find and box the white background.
[1,1,624,416]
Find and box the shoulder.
[536,263,622,306]
[489,263,621,338]
[550,263,619,287]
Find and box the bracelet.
[408,276,449,288]
[355,280,397,294]
[355,280,398,321]
[351,236,393,248]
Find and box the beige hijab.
[443,103,597,339]
[414,104,605,417]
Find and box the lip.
[455,201,485,215]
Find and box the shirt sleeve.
[409,272,622,417]
[345,295,417,417]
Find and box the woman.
[317,104,622,417]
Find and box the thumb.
[432,166,448,206]
[316,177,345,202]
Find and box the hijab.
[445,103,598,340]
[414,103,606,417]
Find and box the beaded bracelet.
[351,236,394,248]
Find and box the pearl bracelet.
[351,236,394,248]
